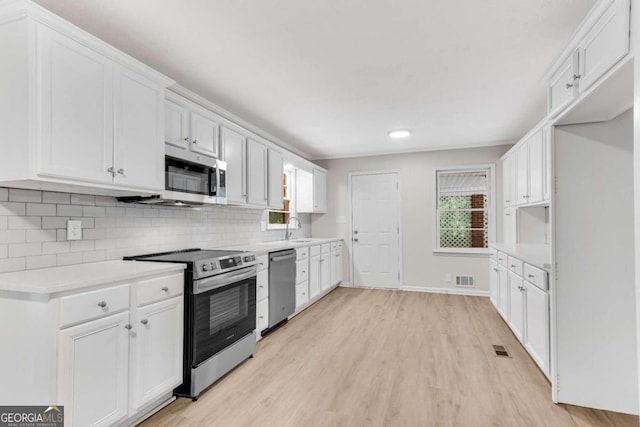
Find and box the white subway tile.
[69,240,94,253]
[94,217,115,228]
[0,202,26,216]
[0,230,26,244]
[83,250,106,263]
[26,229,57,243]
[42,192,70,204]
[0,257,25,273]
[26,203,56,216]
[56,230,67,241]
[0,217,6,230]
[95,196,117,207]
[105,207,126,217]
[70,194,95,206]
[0,188,7,202]
[83,206,106,217]
[57,205,83,217]
[8,216,41,230]
[143,209,158,218]
[26,254,57,270]
[9,189,41,203]
[9,242,41,257]
[94,239,116,250]
[70,217,94,229]
[125,207,144,218]
[83,228,106,240]
[57,252,83,266]
[43,241,70,254]
[42,216,68,229]
[0,244,7,258]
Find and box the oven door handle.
[194,267,257,294]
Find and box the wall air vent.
[455,275,475,287]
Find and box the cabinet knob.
[124,324,132,330]
[140,319,149,325]
[573,74,581,81]
[528,274,535,279]
[566,82,574,89]
[353,238,358,243]
[184,137,190,142]
[192,139,198,145]
[161,286,169,292]
[107,167,115,176]
[511,264,516,268]
[117,169,124,175]
[97,301,107,308]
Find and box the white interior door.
[351,172,401,289]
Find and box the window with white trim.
[267,168,296,229]
[435,167,493,253]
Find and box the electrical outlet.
[445,273,452,283]
[67,220,82,241]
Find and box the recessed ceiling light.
[388,130,412,139]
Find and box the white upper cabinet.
[268,149,284,209]
[246,138,268,206]
[314,169,328,213]
[164,99,189,151]
[38,25,115,185]
[221,126,247,204]
[515,143,529,205]
[297,168,328,214]
[190,110,219,158]
[0,3,173,195]
[527,130,544,204]
[510,129,546,206]
[547,52,579,117]
[577,0,630,92]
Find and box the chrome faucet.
[285,216,302,240]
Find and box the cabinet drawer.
[60,284,130,328]
[548,53,577,116]
[309,245,321,257]
[137,273,184,306]
[497,252,508,267]
[321,243,330,254]
[296,282,309,308]
[296,259,309,284]
[508,256,524,276]
[330,241,338,251]
[257,269,269,301]
[296,247,309,261]
[256,298,269,333]
[524,264,548,291]
[489,248,497,261]
[256,255,269,271]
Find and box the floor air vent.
[455,275,475,287]
[493,345,511,358]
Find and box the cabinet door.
[256,298,269,334]
[133,297,183,410]
[190,110,219,158]
[503,207,517,248]
[295,282,309,309]
[58,311,129,427]
[524,281,550,375]
[502,156,513,207]
[497,266,509,320]
[38,25,114,184]
[257,269,269,301]
[164,99,189,150]
[489,260,499,307]
[527,130,544,203]
[309,256,321,299]
[515,144,529,205]
[247,138,268,206]
[268,149,284,209]
[335,249,343,285]
[221,126,246,204]
[578,0,630,92]
[113,68,164,191]
[330,249,338,286]
[508,272,524,341]
[547,52,578,117]
[314,169,328,213]
[320,253,331,291]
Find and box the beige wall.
[313,145,511,294]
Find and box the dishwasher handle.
[270,253,296,262]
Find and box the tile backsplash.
[0,188,311,273]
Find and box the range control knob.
[202,264,210,272]
[210,262,217,270]
[244,256,251,262]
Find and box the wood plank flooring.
[141,288,639,427]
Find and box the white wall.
[0,188,310,273]
[313,145,511,294]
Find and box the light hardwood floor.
[141,288,639,427]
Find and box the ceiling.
[34,0,597,160]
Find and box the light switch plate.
[67,220,82,241]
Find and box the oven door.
[192,267,256,366]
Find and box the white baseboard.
[402,285,490,297]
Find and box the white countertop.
[0,261,186,295]
[212,238,342,255]
[490,243,551,271]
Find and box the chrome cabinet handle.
[566,83,574,89]
[107,167,115,176]
[528,274,535,279]
[192,139,198,145]
[161,286,169,292]
[510,264,516,268]
[97,301,107,308]
[117,169,124,175]
[493,268,499,272]
[184,137,190,142]
[124,324,132,330]
[573,74,581,81]
[140,319,149,325]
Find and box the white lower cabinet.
[508,271,525,341]
[58,311,130,427]
[497,265,509,321]
[320,253,331,291]
[256,298,269,334]
[489,260,499,307]
[524,281,550,374]
[255,255,269,339]
[133,296,183,410]
[309,253,321,299]
[295,282,309,308]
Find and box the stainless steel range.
[125,248,257,400]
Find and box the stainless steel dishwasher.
[268,249,296,329]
